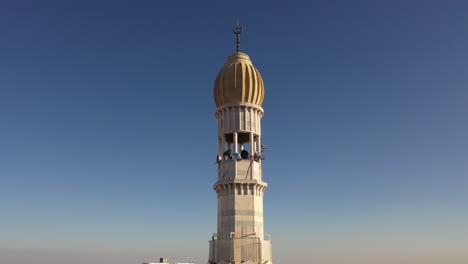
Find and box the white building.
[208,25,273,264]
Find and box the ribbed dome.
[214,52,264,107]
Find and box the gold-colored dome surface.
[214,52,264,107]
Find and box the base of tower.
[208,261,272,264]
[208,235,272,264]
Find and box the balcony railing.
[208,233,272,263]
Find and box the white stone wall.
[209,236,272,263]
[215,103,263,135]
[218,159,262,181]
[210,101,272,264]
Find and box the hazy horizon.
[1,0,467,264]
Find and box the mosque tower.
[208,24,272,264]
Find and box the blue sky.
[1,1,467,263]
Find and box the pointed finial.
[232,20,243,52]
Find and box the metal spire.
[232,20,243,52]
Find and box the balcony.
[208,233,272,264]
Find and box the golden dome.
[214,52,265,107]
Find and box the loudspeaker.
[240,149,249,159]
[223,149,232,159]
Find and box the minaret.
[208,24,272,264]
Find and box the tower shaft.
[209,103,272,264]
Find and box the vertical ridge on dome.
[246,64,253,103]
[252,66,260,104]
[235,62,242,101]
[224,65,231,104]
[241,62,247,102]
[214,69,223,106]
[256,67,262,104]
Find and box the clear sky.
[1,1,467,264]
